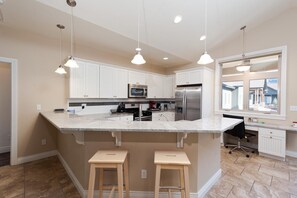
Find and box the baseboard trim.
[57,152,87,198]
[17,150,57,164]
[286,150,297,158]
[198,169,222,198]
[0,146,10,154]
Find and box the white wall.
[0,62,11,153]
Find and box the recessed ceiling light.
[200,35,206,41]
[163,57,169,60]
[174,15,182,24]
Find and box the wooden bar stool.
[88,150,129,198]
[154,151,191,198]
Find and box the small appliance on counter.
[148,101,160,111]
[116,102,125,113]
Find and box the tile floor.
[0,156,80,198]
[206,148,297,198]
[0,148,297,198]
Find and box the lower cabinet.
[152,112,175,121]
[258,127,286,158]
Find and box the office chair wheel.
[246,154,249,158]
[225,146,228,148]
[229,151,232,154]
[252,151,255,153]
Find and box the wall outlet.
[290,106,297,112]
[37,104,42,111]
[141,169,147,179]
[41,138,47,145]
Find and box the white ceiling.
[1,0,296,68]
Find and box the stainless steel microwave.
[128,84,147,98]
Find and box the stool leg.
[154,164,161,198]
[179,168,185,198]
[124,158,130,198]
[88,164,96,198]
[117,164,124,198]
[99,168,104,198]
[183,166,190,198]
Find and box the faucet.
[139,104,142,121]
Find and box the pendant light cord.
[241,26,246,58]
[60,27,62,65]
[204,0,207,52]
[137,0,140,49]
[71,7,73,56]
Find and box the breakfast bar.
[41,112,241,197]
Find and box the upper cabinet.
[163,76,174,98]
[69,61,99,98]
[176,70,203,85]
[128,71,146,85]
[100,65,128,98]
[146,74,163,98]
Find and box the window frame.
[215,46,287,120]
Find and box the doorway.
[0,57,17,165]
[0,62,11,166]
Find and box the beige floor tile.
[227,186,253,198]
[207,179,233,197]
[221,160,245,175]
[235,156,261,171]
[259,165,290,180]
[271,176,297,195]
[290,171,297,183]
[291,194,297,198]
[241,168,272,186]
[205,191,225,198]
[220,172,254,192]
[287,157,297,167]
[250,181,291,198]
[275,161,297,171]
[250,155,276,167]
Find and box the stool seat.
[89,150,128,164]
[154,151,191,165]
[154,151,191,198]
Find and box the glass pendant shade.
[197,52,214,65]
[131,49,146,65]
[65,56,79,68]
[55,65,67,74]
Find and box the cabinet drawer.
[259,128,285,138]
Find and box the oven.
[128,84,147,98]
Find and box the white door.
[163,76,173,98]
[116,69,128,98]
[100,65,114,98]
[176,72,188,85]
[69,62,85,98]
[188,70,203,84]
[85,62,99,98]
[128,71,146,85]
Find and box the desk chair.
[223,114,255,158]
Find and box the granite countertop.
[246,121,297,132]
[40,111,242,134]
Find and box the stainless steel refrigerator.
[175,86,202,121]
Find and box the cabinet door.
[258,128,286,157]
[116,69,128,98]
[128,71,146,85]
[188,70,203,84]
[99,65,114,98]
[69,62,85,98]
[147,74,163,98]
[163,76,173,98]
[176,72,188,85]
[85,62,99,98]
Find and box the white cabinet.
[258,127,286,158]
[176,70,203,85]
[146,74,163,98]
[152,112,175,121]
[100,65,128,98]
[69,61,99,98]
[128,71,146,85]
[163,76,174,98]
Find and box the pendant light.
[236,26,251,72]
[198,0,214,65]
[131,0,146,65]
[64,0,79,68]
[55,24,67,75]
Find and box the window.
[215,46,287,119]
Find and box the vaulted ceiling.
[1,0,296,68]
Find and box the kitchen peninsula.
[41,112,241,198]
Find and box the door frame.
[0,57,18,165]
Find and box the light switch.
[37,104,42,111]
[290,106,297,112]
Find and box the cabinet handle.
[270,136,272,139]
[270,132,272,134]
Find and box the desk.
[224,122,297,159]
